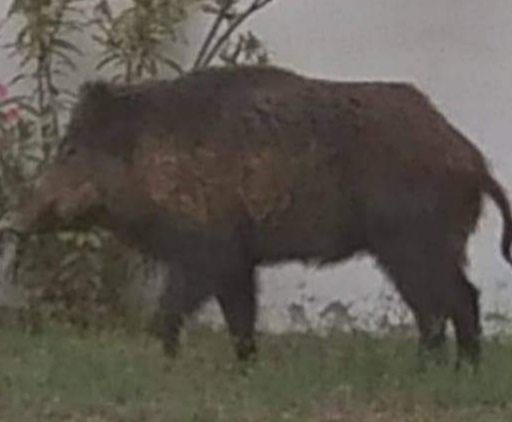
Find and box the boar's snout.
[0,166,101,235]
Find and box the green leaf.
[155,53,184,75]
[95,52,123,71]
[0,96,28,108]
[8,73,29,87]
[58,88,78,101]
[52,38,83,56]
[91,34,112,48]
[59,251,81,268]
[14,102,39,117]
[52,49,78,71]
[18,53,34,71]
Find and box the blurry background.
[1,0,511,333]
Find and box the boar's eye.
[60,143,77,157]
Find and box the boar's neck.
[104,202,239,266]
[102,199,173,259]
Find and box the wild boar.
[3,65,511,369]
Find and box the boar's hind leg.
[451,268,481,371]
[374,235,480,369]
[215,268,257,362]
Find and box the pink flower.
[0,84,8,101]
[5,107,20,124]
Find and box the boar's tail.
[484,174,512,267]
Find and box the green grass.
[0,325,512,421]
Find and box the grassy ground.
[0,325,512,421]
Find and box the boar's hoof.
[161,337,180,360]
[149,313,183,360]
[455,342,481,373]
[234,338,257,362]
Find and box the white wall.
[2,1,512,332]
[247,0,512,332]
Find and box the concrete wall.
[1,0,512,332]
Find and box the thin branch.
[199,0,274,69]
[192,0,237,70]
[222,34,244,65]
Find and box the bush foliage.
[0,0,275,328]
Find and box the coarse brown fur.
[9,65,512,369]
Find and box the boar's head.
[0,82,134,235]
[5,143,102,234]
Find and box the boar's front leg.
[155,264,214,358]
[215,267,258,362]
[155,258,258,361]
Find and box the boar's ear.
[78,80,114,108]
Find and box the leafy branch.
[91,0,190,83]
[192,0,274,70]
[1,0,106,328]
[4,0,84,162]
[91,0,275,82]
